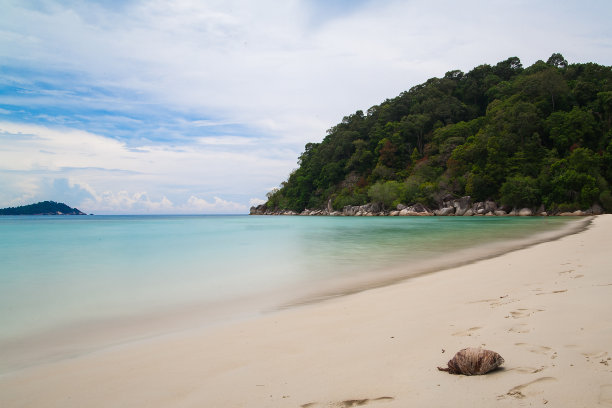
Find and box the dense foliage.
[0,201,85,215]
[265,54,612,213]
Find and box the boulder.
[471,202,481,214]
[518,208,533,216]
[591,203,604,215]
[463,209,474,216]
[484,200,498,213]
[453,196,471,216]
[434,207,455,216]
[412,203,427,213]
[559,210,586,216]
[249,204,266,215]
[494,210,507,216]
[389,210,400,216]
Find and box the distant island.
[0,201,87,215]
[253,53,612,216]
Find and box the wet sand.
[1,215,611,407]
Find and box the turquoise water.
[0,215,580,371]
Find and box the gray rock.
[518,208,533,216]
[412,203,428,213]
[453,196,471,216]
[472,202,490,215]
[494,210,507,216]
[463,209,474,216]
[591,203,603,215]
[484,200,498,213]
[434,207,455,216]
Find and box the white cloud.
[82,191,174,214]
[5,2,609,146]
[248,197,266,207]
[183,195,247,213]
[0,121,293,213]
[196,136,255,146]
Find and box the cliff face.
[0,201,86,215]
[262,54,612,215]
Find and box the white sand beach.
[1,215,611,407]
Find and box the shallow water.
[0,214,582,372]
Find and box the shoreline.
[2,216,612,407]
[250,196,604,217]
[0,217,587,376]
[275,216,591,309]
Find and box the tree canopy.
[265,54,612,213]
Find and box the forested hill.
[0,201,86,215]
[262,54,612,214]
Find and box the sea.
[0,214,586,373]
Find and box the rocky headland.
[250,196,603,217]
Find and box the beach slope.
[1,215,612,407]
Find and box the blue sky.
[1,0,611,214]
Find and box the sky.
[1,0,611,214]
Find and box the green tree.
[546,53,568,69]
[368,181,405,209]
[500,176,540,208]
[546,107,598,152]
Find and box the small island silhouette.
[0,201,87,215]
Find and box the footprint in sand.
[301,397,394,408]
[535,289,567,296]
[469,298,498,304]
[582,351,610,366]
[510,366,547,374]
[559,269,585,279]
[600,385,612,406]
[508,324,530,334]
[582,351,608,359]
[509,308,544,319]
[498,377,557,400]
[452,326,482,337]
[515,343,556,358]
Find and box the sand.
[1,215,612,407]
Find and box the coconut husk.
[437,347,504,375]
